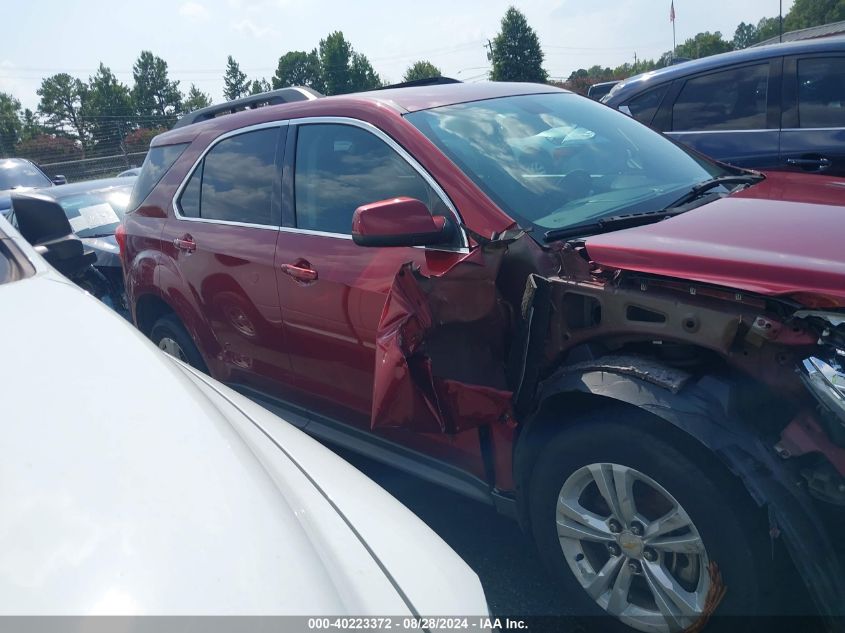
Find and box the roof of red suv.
[153,82,566,146]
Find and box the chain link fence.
[37,151,147,182]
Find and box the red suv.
[121,82,845,631]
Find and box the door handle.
[786,157,832,171]
[280,263,318,282]
[173,235,196,253]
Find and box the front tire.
[528,408,773,632]
[150,313,208,373]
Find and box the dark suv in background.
[120,82,845,632]
[603,36,845,176]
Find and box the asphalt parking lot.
[335,449,578,625]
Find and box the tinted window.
[176,128,280,225]
[672,64,769,131]
[798,57,845,128]
[627,84,670,125]
[127,143,188,211]
[200,128,278,225]
[294,124,447,235]
[179,163,202,218]
[0,159,52,190]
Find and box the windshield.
[406,93,730,233]
[0,160,52,191]
[56,186,132,238]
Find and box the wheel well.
[513,389,759,526]
[135,294,176,338]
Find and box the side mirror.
[352,197,452,247]
[11,192,95,277]
[52,175,67,186]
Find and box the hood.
[0,272,419,615]
[80,234,121,268]
[0,191,10,215]
[584,172,845,307]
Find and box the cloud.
[179,1,210,20]
[233,18,275,38]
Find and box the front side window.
[407,93,727,234]
[177,127,279,226]
[798,57,845,128]
[627,84,670,126]
[672,64,769,131]
[293,123,449,235]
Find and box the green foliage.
[272,50,324,91]
[490,6,547,83]
[15,134,82,163]
[37,73,91,155]
[318,31,380,95]
[223,55,249,101]
[785,0,845,30]
[403,60,442,82]
[733,22,759,49]
[0,92,22,155]
[349,53,381,91]
[123,127,167,153]
[319,31,353,95]
[248,79,272,95]
[184,84,212,112]
[675,31,734,59]
[88,63,133,155]
[132,51,182,118]
[20,109,43,142]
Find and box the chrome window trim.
[288,116,469,251]
[279,226,352,240]
[171,120,288,227]
[668,129,775,135]
[782,127,845,132]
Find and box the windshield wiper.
[543,210,683,242]
[543,173,765,243]
[664,173,764,209]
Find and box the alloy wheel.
[158,336,188,363]
[556,462,710,633]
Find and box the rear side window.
[128,143,189,211]
[798,57,845,128]
[627,84,670,126]
[293,123,448,235]
[177,128,279,226]
[672,64,769,131]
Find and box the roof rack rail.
[372,76,462,91]
[173,87,323,129]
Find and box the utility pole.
[485,39,494,62]
[779,0,783,42]
[633,52,638,72]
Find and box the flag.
[670,1,676,22]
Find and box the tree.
[183,84,212,112]
[37,73,91,155]
[248,78,272,95]
[403,60,442,82]
[123,127,167,153]
[490,6,547,83]
[785,0,845,30]
[132,51,182,120]
[755,16,782,43]
[88,63,133,155]
[675,31,733,59]
[0,92,22,156]
[223,55,249,101]
[319,31,353,95]
[272,50,324,91]
[15,134,82,164]
[733,22,759,49]
[349,53,381,91]
[20,109,44,142]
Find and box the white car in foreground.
[0,215,489,616]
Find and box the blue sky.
[1,0,794,109]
